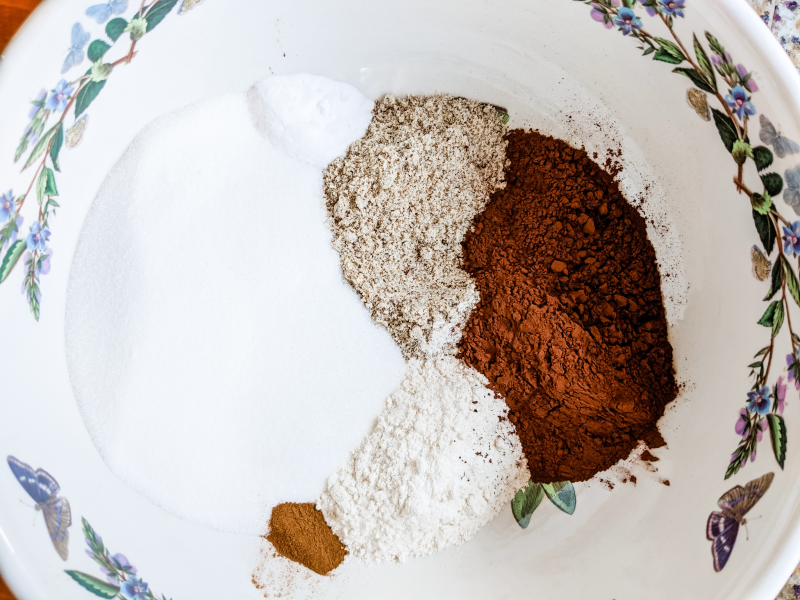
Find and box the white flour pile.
[317,356,529,563]
[323,94,508,359]
[64,74,407,535]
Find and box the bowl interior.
[1,1,800,599]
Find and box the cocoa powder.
[457,130,676,482]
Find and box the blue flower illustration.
[659,0,685,17]
[638,0,657,16]
[735,407,748,437]
[45,80,74,113]
[777,376,787,415]
[613,7,642,35]
[724,85,756,119]
[26,221,50,253]
[736,64,759,92]
[38,249,52,276]
[0,190,14,222]
[784,222,800,255]
[121,575,149,600]
[711,53,723,66]
[28,89,46,119]
[747,386,771,415]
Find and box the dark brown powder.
[266,503,347,576]
[457,130,676,483]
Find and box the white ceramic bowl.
[2,0,800,598]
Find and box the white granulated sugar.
[317,356,530,563]
[64,77,405,536]
[324,94,508,359]
[248,73,375,168]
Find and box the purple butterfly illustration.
[7,456,72,561]
[707,472,774,572]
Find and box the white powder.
[317,356,530,563]
[247,73,375,169]
[323,94,508,359]
[64,76,407,535]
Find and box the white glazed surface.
[1,0,800,598]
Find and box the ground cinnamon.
[266,503,347,575]
[457,130,676,482]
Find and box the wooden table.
[0,4,42,595]
[0,3,37,595]
[0,0,29,587]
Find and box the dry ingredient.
[323,93,508,359]
[457,130,677,483]
[317,356,529,563]
[266,503,348,576]
[64,75,407,535]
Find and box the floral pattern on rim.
[0,0,189,321]
[65,518,172,600]
[577,0,799,480]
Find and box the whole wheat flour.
[323,94,508,359]
[316,356,529,563]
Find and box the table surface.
[1,1,800,599]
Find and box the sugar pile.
[323,94,508,360]
[64,75,407,535]
[317,356,529,563]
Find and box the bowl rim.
[3,1,800,599]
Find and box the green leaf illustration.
[773,301,785,338]
[705,31,726,59]
[145,0,181,32]
[511,481,544,528]
[125,17,148,41]
[653,48,683,65]
[692,33,717,92]
[783,256,800,308]
[654,37,685,63]
[36,167,48,204]
[106,17,128,41]
[542,481,577,515]
[87,39,112,62]
[765,258,783,301]
[50,122,63,172]
[14,131,29,163]
[753,146,774,171]
[732,139,754,165]
[761,172,784,197]
[45,168,58,197]
[673,67,715,93]
[64,571,120,599]
[0,240,25,284]
[75,79,107,117]
[725,446,745,479]
[753,210,775,255]
[758,300,780,328]
[711,108,737,153]
[751,192,772,215]
[90,61,113,83]
[767,414,787,470]
[22,123,59,170]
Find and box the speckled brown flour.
[324,93,508,359]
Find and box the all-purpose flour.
[317,356,530,563]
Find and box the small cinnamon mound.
[266,503,347,575]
